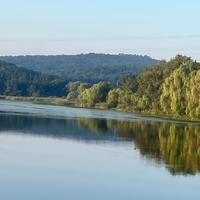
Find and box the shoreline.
[1,95,200,124]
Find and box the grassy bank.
[0,95,68,106]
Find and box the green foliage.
[185,71,200,118]
[107,88,122,108]
[119,75,138,92]
[134,55,191,110]
[107,55,200,119]
[67,55,200,120]
[0,54,158,83]
[77,82,111,107]
[66,82,90,102]
[2,54,200,120]
[160,60,200,117]
[0,60,67,97]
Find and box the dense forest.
[1,54,200,120]
[0,61,67,96]
[0,54,158,83]
[66,55,200,120]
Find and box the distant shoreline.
[1,95,200,124]
[0,95,68,106]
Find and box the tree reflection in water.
[0,113,199,175]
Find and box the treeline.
[0,54,158,83]
[0,61,67,97]
[1,54,200,120]
[66,55,200,120]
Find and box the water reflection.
[0,113,200,176]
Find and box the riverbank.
[0,95,199,123]
[0,95,69,106]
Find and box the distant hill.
[0,60,67,97]
[0,54,159,83]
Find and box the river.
[0,100,199,199]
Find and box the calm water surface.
[0,100,199,200]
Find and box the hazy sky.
[0,0,200,60]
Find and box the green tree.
[78,82,111,107]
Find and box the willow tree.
[186,70,200,118]
[78,82,111,107]
[160,60,199,116]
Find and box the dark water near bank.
[0,100,199,199]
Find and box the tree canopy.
[0,54,158,83]
[67,55,200,120]
[0,60,67,97]
[1,54,200,120]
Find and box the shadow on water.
[0,113,200,176]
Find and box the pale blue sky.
[0,0,200,60]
